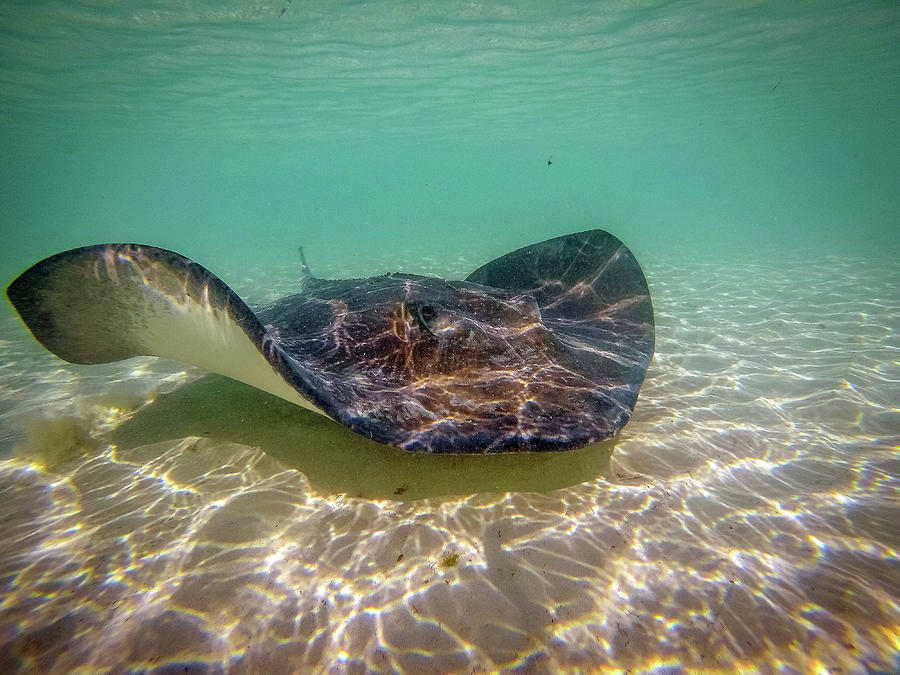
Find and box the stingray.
[6,229,654,454]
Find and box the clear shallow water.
[2,0,898,278]
[1,0,899,672]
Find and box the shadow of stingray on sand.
[108,374,617,501]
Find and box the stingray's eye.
[415,304,438,334]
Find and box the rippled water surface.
[1,0,898,672]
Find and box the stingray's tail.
[297,246,314,288]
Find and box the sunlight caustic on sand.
[0,252,897,672]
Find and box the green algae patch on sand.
[439,552,461,568]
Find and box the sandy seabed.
[0,249,897,674]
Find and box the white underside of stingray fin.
[7,244,326,416]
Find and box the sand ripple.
[0,253,897,673]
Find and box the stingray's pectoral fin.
[466,228,649,307]
[6,244,321,413]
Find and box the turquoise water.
[1,1,899,672]
[2,0,898,281]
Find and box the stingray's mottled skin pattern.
[6,230,654,454]
[260,230,654,452]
